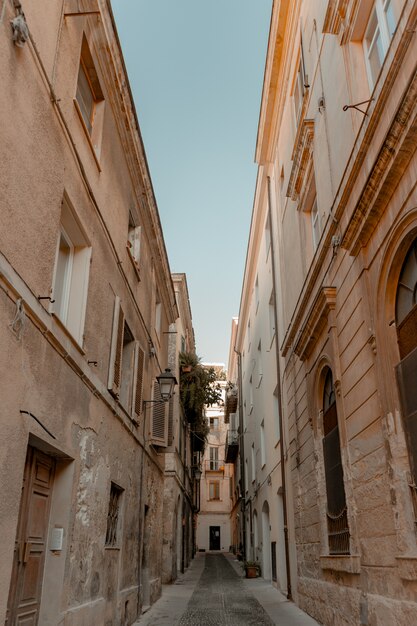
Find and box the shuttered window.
[151,381,168,446]
[108,297,125,397]
[132,343,145,419]
[322,369,350,554]
[167,396,174,446]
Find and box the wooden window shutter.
[396,345,417,484]
[151,382,168,446]
[132,343,145,419]
[168,396,174,446]
[108,296,125,397]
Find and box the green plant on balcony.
[179,352,222,452]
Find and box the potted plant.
[242,560,261,578]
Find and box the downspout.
[267,175,292,600]
[235,350,246,561]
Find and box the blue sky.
[112,0,272,365]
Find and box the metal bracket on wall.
[342,98,374,115]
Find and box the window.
[108,296,145,421]
[251,444,256,483]
[311,197,321,250]
[245,459,249,493]
[255,276,259,313]
[260,420,266,468]
[150,380,168,446]
[395,239,417,519]
[210,417,219,430]
[155,292,162,338]
[265,214,271,259]
[209,446,219,470]
[209,482,220,500]
[269,292,275,344]
[119,322,135,411]
[257,341,263,387]
[52,196,91,345]
[75,36,105,154]
[249,376,253,413]
[293,60,305,123]
[322,369,350,554]
[293,44,308,126]
[105,482,123,547]
[363,0,397,87]
[273,385,281,441]
[127,213,141,274]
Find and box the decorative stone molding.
[396,556,417,581]
[320,554,361,574]
[294,286,337,361]
[322,0,349,35]
[286,119,314,201]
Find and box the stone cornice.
[294,287,337,361]
[286,118,314,201]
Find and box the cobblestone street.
[135,553,320,626]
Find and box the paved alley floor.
[134,553,321,626]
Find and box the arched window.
[322,369,350,554]
[395,239,417,493]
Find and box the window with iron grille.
[395,239,417,519]
[322,369,350,554]
[105,482,123,547]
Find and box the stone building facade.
[162,273,195,583]
[232,0,417,624]
[0,1,193,624]
[196,376,233,553]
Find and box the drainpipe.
[267,175,292,600]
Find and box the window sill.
[51,313,86,355]
[396,556,417,581]
[73,99,102,172]
[320,555,360,574]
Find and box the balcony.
[204,459,225,474]
[225,430,239,463]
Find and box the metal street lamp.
[156,368,178,401]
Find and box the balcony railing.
[205,459,225,473]
[225,430,239,463]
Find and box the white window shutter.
[131,342,145,419]
[108,296,124,397]
[128,226,141,263]
[150,381,168,446]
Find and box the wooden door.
[6,447,55,625]
[209,526,220,550]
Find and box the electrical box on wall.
[49,527,64,551]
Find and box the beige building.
[232,0,417,624]
[162,274,195,582]
[196,374,233,552]
[0,1,195,624]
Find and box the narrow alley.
[134,553,319,626]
